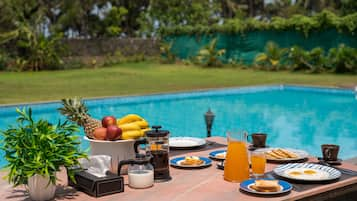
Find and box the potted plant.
[0,108,87,201]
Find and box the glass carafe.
[118,154,154,189]
[224,131,250,182]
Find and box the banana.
[118,122,141,132]
[135,120,149,129]
[121,130,143,140]
[117,114,143,125]
[141,128,151,135]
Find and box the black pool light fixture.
[204,108,215,138]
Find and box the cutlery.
[317,161,357,176]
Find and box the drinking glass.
[224,131,250,182]
[250,150,266,178]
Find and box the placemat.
[264,168,357,192]
[170,140,227,157]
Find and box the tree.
[0,0,64,71]
[111,0,150,36]
[138,0,221,36]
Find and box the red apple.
[102,116,116,128]
[106,125,122,140]
[93,127,107,140]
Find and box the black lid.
[134,153,151,164]
[145,125,169,137]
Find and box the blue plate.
[208,150,227,160]
[240,179,292,195]
[170,156,212,168]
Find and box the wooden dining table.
[1,136,356,201]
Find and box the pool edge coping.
[0,84,355,108]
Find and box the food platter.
[240,179,292,195]
[169,137,206,149]
[170,156,212,168]
[209,150,227,160]
[259,148,309,162]
[273,163,341,181]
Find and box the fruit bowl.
[84,136,136,174]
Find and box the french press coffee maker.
[144,125,172,182]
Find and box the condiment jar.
[118,154,154,189]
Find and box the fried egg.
[288,171,302,176]
[304,169,317,175]
[285,168,329,180]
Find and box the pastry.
[251,180,281,192]
[180,156,204,166]
[265,148,299,159]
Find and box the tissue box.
[69,170,124,197]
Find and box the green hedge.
[161,10,357,37]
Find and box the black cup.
[248,133,267,148]
[321,144,339,161]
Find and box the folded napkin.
[79,155,112,178]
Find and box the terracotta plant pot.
[28,174,56,201]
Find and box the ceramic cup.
[248,133,267,148]
[321,144,340,161]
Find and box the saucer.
[248,145,269,151]
[317,157,342,165]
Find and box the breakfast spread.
[265,148,299,160]
[180,156,204,166]
[250,180,281,192]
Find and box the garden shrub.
[0,50,10,70]
[254,41,287,71]
[288,46,325,73]
[160,42,176,64]
[196,38,225,67]
[326,44,357,73]
[255,42,356,74]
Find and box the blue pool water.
[0,85,356,167]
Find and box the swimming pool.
[0,85,356,166]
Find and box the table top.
[1,136,356,201]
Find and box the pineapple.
[58,98,102,139]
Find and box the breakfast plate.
[273,163,341,181]
[259,148,309,162]
[169,137,206,149]
[170,156,212,168]
[209,150,227,160]
[240,179,292,195]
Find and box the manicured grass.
[0,62,356,104]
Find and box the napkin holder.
[68,169,124,197]
[68,155,124,197]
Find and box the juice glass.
[224,131,250,182]
[251,150,266,178]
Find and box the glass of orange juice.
[224,131,250,182]
[250,150,266,178]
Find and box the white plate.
[240,179,292,195]
[170,156,212,168]
[169,137,206,149]
[259,148,309,162]
[209,150,227,160]
[273,163,341,181]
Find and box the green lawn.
[1,62,356,105]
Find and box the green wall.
[166,29,357,64]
